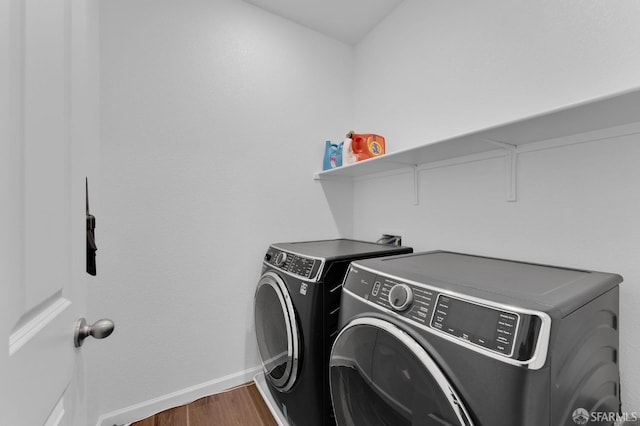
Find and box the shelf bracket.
[482,139,518,202]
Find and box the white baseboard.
[95,365,263,426]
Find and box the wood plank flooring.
[131,383,277,426]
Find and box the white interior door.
[1,0,99,424]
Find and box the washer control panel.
[345,267,437,328]
[264,247,322,281]
[343,264,541,363]
[431,294,519,357]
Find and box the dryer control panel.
[264,247,323,281]
[343,264,545,365]
[431,294,519,357]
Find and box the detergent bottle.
[323,140,343,170]
[350,132,385,161]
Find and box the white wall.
[92,0,352,423]
[353,0,640,151]
[348,0,640,414]
[93,0,640,422]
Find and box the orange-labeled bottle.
[350,133,385,161]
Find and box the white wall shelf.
[314,87,640,203]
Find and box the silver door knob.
[74,318,115,347]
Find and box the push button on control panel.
[372,281,381,297]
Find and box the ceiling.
[241,0,405,45]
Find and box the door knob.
[74,318,115,347]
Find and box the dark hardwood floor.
[131,383,277,426]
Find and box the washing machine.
[330,251,623,426]
[253,239,412,426]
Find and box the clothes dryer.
[330,251,623,426]
[254,239,412,426]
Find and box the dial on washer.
[388,284,414,311]
[275,252,288,267]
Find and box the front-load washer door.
[330,317,473,426]
[254,271,300,392]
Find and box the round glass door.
[254,272,300,392]
[330,318,473,426]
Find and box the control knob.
[275,252,288,267]
[388,284,413,311]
